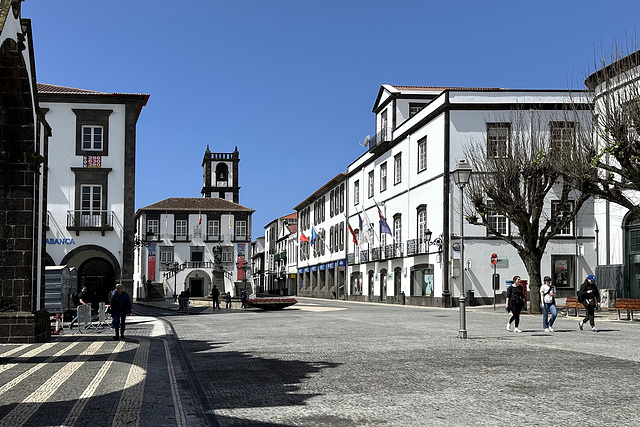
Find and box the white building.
[263,212,298,295]
[133,197,254,299]
[342,85,595,306]
[586,51,640,298]
[295,174,348,299]
[39,83,148,303]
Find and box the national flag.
[310,226,318,246]
[228,215,232,229]
[300,233,310,243]
[360,209,372,244]
[346,216,358,245]
[198,211,202,225]
[378,206,392,235]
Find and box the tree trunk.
[522,253,542,314]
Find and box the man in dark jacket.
[578,274,601,332]
[212,286,221,310]
[110,284,132,340]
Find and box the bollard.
[459,293,468,339]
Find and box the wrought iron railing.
[66,210,114,229]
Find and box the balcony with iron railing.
[67,210,114,235]
[385,243,404,258]
[368,128,391,154]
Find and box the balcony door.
[81,185,102,226]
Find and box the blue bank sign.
[46,238,76,245]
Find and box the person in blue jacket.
[110,284,132,340]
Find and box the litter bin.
[467,290,475,306]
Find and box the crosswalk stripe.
[112,338,150,427]
[0,342,79,395]
[164,339,187,427]
[0,341,103,427]
[0,343,57,375]
[60,340,126,427]
[0,344,30,358]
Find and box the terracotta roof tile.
[37,82,149,97]
[391,85,505,92]
[138,197,254,213]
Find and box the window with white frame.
[380,163,387,192]
[393,216,401,244]
[80,184,102,226]
[354,180,360,205]
[160,248,174,266]
[487,123,510,158]
[222,248,233,263]
[417,206,426,242]
[235,220,247,239]
[368,171,374,198]
[208,220,220,239]
[551,200,575,236]
[486,200,508,235]
[82,125,103,151]
[550,121,576,160]
[409,103,427,118]
[147,219,159,236]
[394,153,402,184]
[418,137,427,172]
[175,219,188,238]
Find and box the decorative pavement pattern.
[0,313,205,427]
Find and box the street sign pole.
[491,253,498,311]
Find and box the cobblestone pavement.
[165,298,640,427]
[0,309,206,427]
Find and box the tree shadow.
[177,339,341,411]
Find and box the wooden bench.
[557,297,583,317]
[602,298,640,321]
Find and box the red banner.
[148,243,156,281]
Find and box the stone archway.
[60,245,121,303]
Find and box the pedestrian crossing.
[0,334,185,427]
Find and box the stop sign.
[491,253,498,266]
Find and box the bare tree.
[577,46,640,215]
[463,108,595,313]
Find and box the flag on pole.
[228,215,232,229]
[310,226,318,246]
[198,211,202,225]
[378,206,392,235]
[346,216,358,245]
[360,208,372,244]
[300,233,310,243]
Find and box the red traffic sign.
[490,253,498,266]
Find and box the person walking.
[578,274,601,332]
[212,286,221,310]
[225,292,232,309]
[110,284,133,340]
[505,275,526,333]
[240,289,247,309]
[540,276,557,332]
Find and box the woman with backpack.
[578,274,601,332]
[505,276,526,333]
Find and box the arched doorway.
[78,258,115,304]
[380,268,387,302]
[394,267,402,303]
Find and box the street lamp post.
[173,261,179,303]
[452,159,472,339]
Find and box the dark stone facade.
[0,13,50,342]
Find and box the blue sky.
[24,0,640,238]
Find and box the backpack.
[72,293,80,307]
